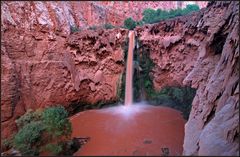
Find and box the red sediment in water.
[124,31,135,106]
[70,105,186,156]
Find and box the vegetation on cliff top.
[70,4,200,32]
[124,4,200,30]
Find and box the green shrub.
[70,25,81,33]
[13,121,44,156]
[2,139,11,148]
[142,8,156,24]
[185,4,200,12]
[104,23,115,29]
[124,17,137,30]
[89,25,97,30]
[136,20,144,26]
[2,136,14,151]
[43,143,63,155]
[142,4,200,24]
[15,109,42,129]
[13,106,72,156]
[42,106,72,139]
[148,86,196,119]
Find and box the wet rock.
[1,148,21,156]
[143,139,152,144]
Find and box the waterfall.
[124,31,135,106]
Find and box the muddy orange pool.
[70,104,186,156]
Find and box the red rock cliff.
[2,1,238,156]
[1,1,207,140]
[1,1,207,33]
[136,1,239,156]
[1,1,132,139]
[1,26,129,139]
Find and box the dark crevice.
[209,11,233,55]
[204,106,216,126]
[210,33,228,55]
[231,81,239,96]
[232,130,239,142]
[60,137,88,155]
[214,91,223,102]
[149,26,160,35]
[201,26,209,35]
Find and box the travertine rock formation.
[1,1,238,156]
[1,1,207,140]
[136,1,239,156]
[135,7,204,91]
[183,2,239,155]
[1,26,128,139]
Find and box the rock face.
[1,1,207,33]
[136,1,239,156]
[1,24,128,139]
[1,1,238,156]
[1,1,207,140]
[183,2,239,156]
[135,8,204,91]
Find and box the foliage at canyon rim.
[124,4,200,30]
[69,4,200,33]
[142,4,200,24]
[12,106,72,156]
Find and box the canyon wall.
[1,1,239,156]
[1,1,207,33]
[1,27,128,139]
[1,4,129,139]
[136,1,239,156]
[1,1,207,139]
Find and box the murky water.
[70,103,186,156]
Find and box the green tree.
[124,17,137,30]
[13,121,44,156]
[104,23,115,29]
[42,106,72,139]
[70,25,81,33]
[142,4,200,24]
[43,143,63,155]
[89,25,97,30]
[185,4,200,12]
[15,109,42,129]
[142,8,156,24]
[13,106,72,156]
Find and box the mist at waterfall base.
[100,101,150,119]
[68,31,186,156]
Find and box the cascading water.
[124,31,135,106]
